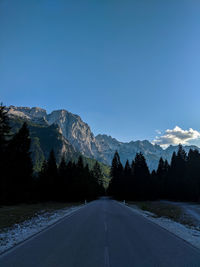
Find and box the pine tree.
[156,157,166,198]
[124,160,131,177]
[169,145,187,200]
[66,160,75,200]
[186,149,200,201]
[92,161,103,186]
[38,159,48,201]
[134,152,150,200]
[123,160,131,198]
[46,149,58,200]
[92,161,105,196]
[0,104,10,203]
[0,104,10,150]
[108,151,123,198]
[57,156,67,201]
[7,122,33,203]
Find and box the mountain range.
[6,106,200,171]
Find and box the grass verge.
[0,202,82,232]
[127,201,196,227]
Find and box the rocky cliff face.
[7,106,104,162]
[7,106,48,125]
[46,109,103,161]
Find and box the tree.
[92,161,105,196]
[108,151,123,198]
[123,160,131,198]
[168,145,187,200]
[57,156,67,201]
[156,157,169,199]
[6,122,33,203]
[46,149,58,200]
[0,104,10,151]
[0,104,10,202]
[133,152,150,200]
[92,161,103,186]
[37,159,48,201]
[186,149,200,201]
[124,160,131,178]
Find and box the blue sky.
[1,0,200,146]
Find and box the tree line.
[108,146,200,202]
[0,104,104,204]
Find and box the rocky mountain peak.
[7,106,47,120]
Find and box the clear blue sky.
[1,0,200,146]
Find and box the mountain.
[7,106,104,162]
[96,134,200,170]
[96,134,164,170]
[6,106,200,171]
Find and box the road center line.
[104,246,110,267]
[104,222,107,232]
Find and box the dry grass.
[128,201,196,227]
[0,202,82,231]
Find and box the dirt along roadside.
[0,202,83,254]
[126,200,200,249]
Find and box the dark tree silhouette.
[92,161,105,196]
[108,151,123,198]
[0,104,10,202]
[133,153,150,200]
[46,149,58,200]
[6,122,33,203]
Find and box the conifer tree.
[124,160,131,177]
[92,161,105,196]
[186,149,200,201]
[133,152,150,200]
[46,149,58,200]
[156,157,166,198]
[7,122,33,203]
[92,161,103,186]
[123,160,131,197]
[38,159,48,201]
[0,104,10,202]
[108,151,123,198]
[0,104,10,150]
[57,156,67,201]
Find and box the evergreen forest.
[108,149,200,202]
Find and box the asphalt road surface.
[1,198,200,267]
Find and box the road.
[1,198,200,267]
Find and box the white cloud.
[153,126,200,148]
[155,129,161,134]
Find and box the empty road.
[1,198,200,267]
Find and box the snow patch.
[0,205,83,254]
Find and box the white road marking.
[104,246,110,267]
[104,222,107,232]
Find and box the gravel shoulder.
[0,202,83,254]
[127,201,200,249]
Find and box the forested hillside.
[0,105,105,204]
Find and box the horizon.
[1,0,200,147]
